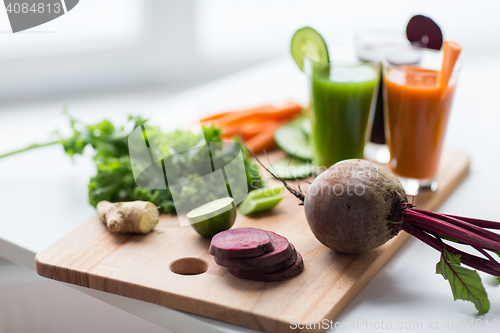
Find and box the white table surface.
[1,56,500,333]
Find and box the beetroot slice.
[406,15,443,50]
[209,228,274,259]
[257,245,297,273]
[214,231,293,269]
[227,251,304,282]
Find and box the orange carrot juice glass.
[383,49,461,195]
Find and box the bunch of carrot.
[200,101,303,153]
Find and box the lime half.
[291,27,330,71]
[186,197,237,238]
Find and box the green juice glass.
[304,57,380,168]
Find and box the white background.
[2,0,500,101]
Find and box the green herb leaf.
[85,119,262,214]
[436,249,490,315]
[0,111,263,214]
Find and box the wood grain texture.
[35,149,469,333]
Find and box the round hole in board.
[169,257,208,275]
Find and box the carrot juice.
[383,65,458,180]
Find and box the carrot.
[201,101,304,152]
[202,102,303,127]
[438,41,462,91]
[205,104,275,124]
[200,104,280,123]
[219,103,302,127]
[244,120,288,136]
[222,120,283,138]
[200,111,231,123]
[221,130,253,141]
[245,131,277,154]
[213,106,277,127]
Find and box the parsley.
[1,113,263,214]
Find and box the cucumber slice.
[239,185,285,216]
[271,157,315,180]
[274,118,313,161]
[300,116,311,138]
[291,27,330,71]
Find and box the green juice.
[309,65,378,168]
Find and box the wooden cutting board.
[35,149,470,333]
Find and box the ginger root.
[97,200,159,233]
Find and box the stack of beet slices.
[209,227,304,282]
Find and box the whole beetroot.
[304,159,407,253]
[245,145,500,315]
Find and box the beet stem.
[472,246,500,271]
[403,224,500,276]
[413,209,500,243]
[444,214,500,230]
[404,210,500,252]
